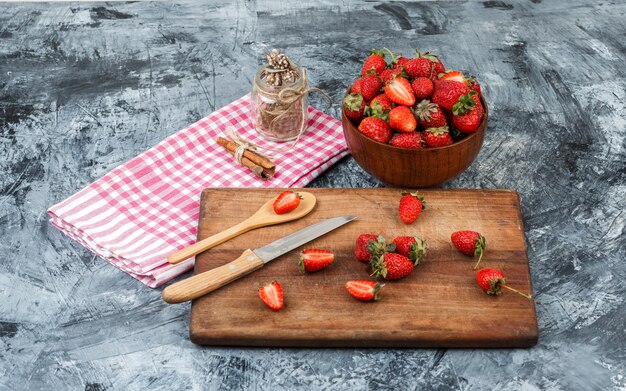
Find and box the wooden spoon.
[167,191,316,264]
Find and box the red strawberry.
[390,132,423,149]
[384,77,416,106]
[345,280,384,301]
[423,126,453,147]
[394,56,410,69]
[411,77,434,99]
[467,75,481,96]
[379,68,403,84]
[431,80,470,111]
[360,74,383,101]
[371,252,414,280]
[358,117,392,143]
[370,94,393,112]
[416,49,444,77]
[273,191,302,214]
[392,236,427,265]
[343,93,366,122]
[355,234,388,263]
[451,230,486,269]
[299,249,335,273]
[432,59,445,77]
[439,70,468,86]
[398,191,425,224]
[362,49,386,76]
[476,268,532,299]
[258,281,284,311]
[414,100,447,128]
[404,57,433,79]
[389,106,417,133]
[452,92,484,133]
[350,78,363,94]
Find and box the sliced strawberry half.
[273,191,302,214]
[259,281,284,311]
[384,77,416,106]
[345,280,384,301]
[439,70,468,86]
[299,249,335,273]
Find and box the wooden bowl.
[342,95,488,188]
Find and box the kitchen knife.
[162,215,356,304]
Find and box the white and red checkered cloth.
[48,94,348,287]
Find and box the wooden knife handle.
[162,249,264,304]
[167,222,250,264]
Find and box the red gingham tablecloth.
[47,94,349,287]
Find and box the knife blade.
[162,215,356,304]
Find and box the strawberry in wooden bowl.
[342,48,488,188]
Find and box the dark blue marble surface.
[1,1,625,390]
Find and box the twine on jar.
[253,67,333,149]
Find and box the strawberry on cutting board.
[259,281,284,311]
[398,191,425,224]
[273,191,302,214]
[371,252,414,280]
[451,230,486,269]
[299,249,335,273]
[476,268,532,299]
[392,236,427,265]
[354,234,387,263]
[345,280,385,302]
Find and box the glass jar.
[251,66,308,142]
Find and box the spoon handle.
[167,221,252,264]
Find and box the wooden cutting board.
[189,188,538,348]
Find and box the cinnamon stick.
[216,137,276,180]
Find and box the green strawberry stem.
[503,285,532,299]
[473,250,483,270]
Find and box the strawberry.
[423,126,453,147]
[343,93,366,122]
[476,268,532,299]
[299,249,335,273]
[358,117,392,143]
[452,92,484,133]
[379,68,404,84]
[411,77,434,99]
[414,100,447,128]
[431,80,470,111]
[404,57,433,79]
[451,230,486,269]
[371,252,414,280]
[350,78,363,94]
[258,281,284,311]
[345,280,384,301]
[398,191,425,224]
[392,236,427,265]
[417,49,444,77]
[389,106,417,133]
[360,74,383,101]
[390,132,423,149]
[439,70,468,86]
[273,191,302,214]
[394,56,410,69]
[384,77,415,106]
[362,49,386,76]
[370,94,393,112]
[467,75,481,96]
[355,234,387,263]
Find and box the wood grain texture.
[190,188,537,347]
[343,95,488,188]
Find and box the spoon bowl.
[167,191,316,264]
